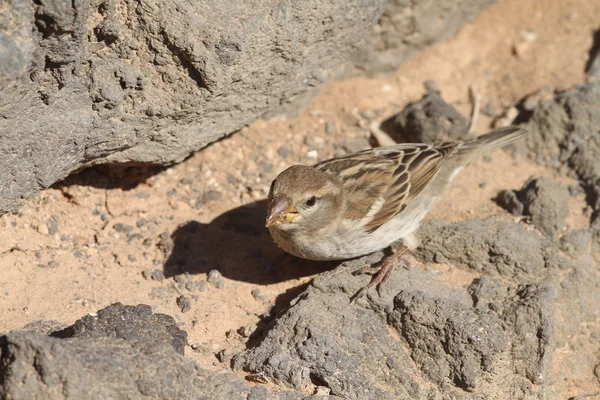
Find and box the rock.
[560,229,592,258]
[1,304,326,399]
[325,121,337,135]
[353,0,497,74]
[385,87,468,143]
[55,303,187,355]
[496,189,524,216]
[497,177,570,237]
[207,269,225,288]
[389,290,507,391]
[0,0,386,213]
[502,283,554,385]
[416,218,571,278]
[0,331,284,400]
[176,295,192,313]
[517,81,600,228]
[235,218,599,398]
[586,30,600,79]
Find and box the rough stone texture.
[380,85,469,143]
[0,331,278,400]
[517,81,600,223]
[0,0,385,213]
[234,218,599,399]
[0,0,499,214]
[55,302,188,355]
[0,303,330,399]
[353,0,497,74]
[497,177,570,237]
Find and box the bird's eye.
[305,196,317,207]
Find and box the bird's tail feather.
[456,126,528,157]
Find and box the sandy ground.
[1,0,598,396]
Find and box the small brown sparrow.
[265,126,527,300]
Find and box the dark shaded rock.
[586,29,600,78]
[57,303,187,355]
[353,0,497,74]
[0,331,281,400]
[383,87,468,143]
[496,189,524,216]
[497,177,570,237]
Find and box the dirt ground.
[1,0,598,396]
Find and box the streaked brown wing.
[316,153,397,220]
[316,142,456,232]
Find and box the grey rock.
[0,331,285,400]
[176,295,192,313]
[468,276,507,312]
[46,215,59,235]
[496,189,524,216]
[517,81,600,229]
[208,269,225,288]
[560,229,592,258]
[60,302,187,355]
[390,289,507,391]
[388,88,468,143]
[502,283,555,385]
[325,121,337,135]
[518,177,570,237]
[353,0,497,74]
[277,145,291,159]
[416,218,572,278]
[18,320,69,335]
[0,0,385,213]
[0,0,498,213]
[0,0,34,88]
[498,177,570,237]
[234,218,600,398]
[234,237,561,399]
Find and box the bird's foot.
[350,249,411,303]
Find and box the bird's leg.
[350,245,411,303]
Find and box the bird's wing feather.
[315,142,456,232]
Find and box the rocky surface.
[353,0,497,74]
[54,302,188,354]
[0,303,331,399]
[0,0,384,214]
[497,176,570,237]
[515,80,600,260]
[0,0,498,214]
[518,81,600,224]
[233,219,598,399]
[380,84,469,143]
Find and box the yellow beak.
[265,196,298,227]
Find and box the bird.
[265,126,527,300]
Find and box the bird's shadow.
[163,199,339,284]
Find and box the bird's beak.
[265,195,298,227]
